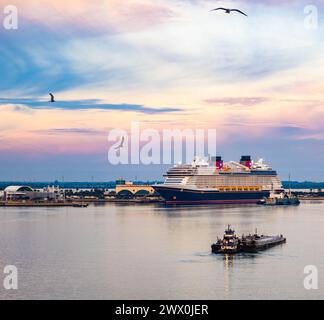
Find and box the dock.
[0,201,88,208]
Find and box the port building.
[115,181,156,197]
[3,186,62,201]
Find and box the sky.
[1,0,324,181]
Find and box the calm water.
[0,201,323,300]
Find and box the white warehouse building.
[3,186,63,201]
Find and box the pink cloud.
[4,0,175,35]
[204,97,269,107]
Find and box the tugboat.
[258,174,300,206]
[257,192,300,206]
[211,226,286,254]
[211,225,240,254]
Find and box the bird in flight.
[210,8,248,17]
[115,136,125,150]
[49,93,55,103]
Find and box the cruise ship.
[153,156,283,205]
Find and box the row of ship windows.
[190,178,279,185]
[165,179,184,184]
[218,186,262,192]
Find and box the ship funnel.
[240,155,252,169]
[211,156,223,169]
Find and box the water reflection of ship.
[223,254,234,268]
[214,247,259,294]
[223,254,233,294]
[222,253,258,294]
[222,252,257,269]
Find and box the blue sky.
[1,0,324,181]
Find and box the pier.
[0,201,88,207]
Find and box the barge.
[240,232,286,252]
[211,226,286,254]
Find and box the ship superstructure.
[153,156,283,205]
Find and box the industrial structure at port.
[2,185,63,201]
[153,155,283,205]
[0,182,159,205]
[115,179,155,197]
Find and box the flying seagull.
[210,8,248,17]
[49,93,55,103]
[115,136,125,150]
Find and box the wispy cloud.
[7,0,175,35]
[2,0,321,97]
[204,97,268,106]
[0,98,183,114]
[32,128,106,136]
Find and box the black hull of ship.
[211,244,241,254]
[153,186,270,205]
